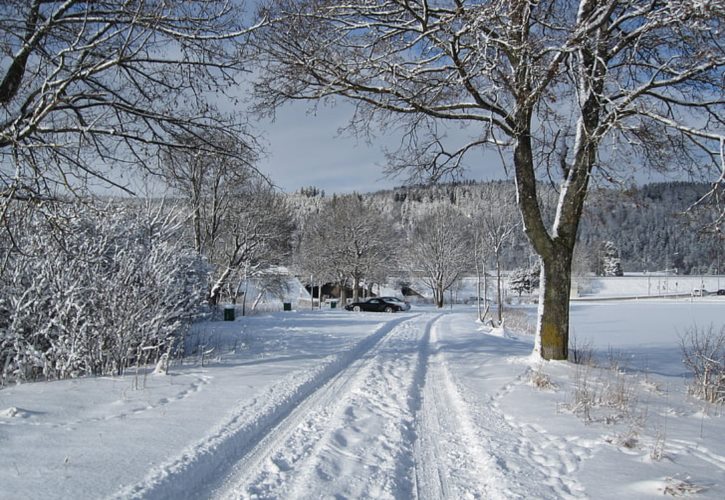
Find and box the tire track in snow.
[433,314,591,499]
[411,315,511,500]
[212,313,437,500]
[110,314,416,500]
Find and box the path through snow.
[4,304,723,499]
[119,312,593,499]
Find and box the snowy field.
[1,300,724,499]
[573,275,725,299]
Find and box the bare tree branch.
[1,0,261,205]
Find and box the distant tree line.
[3,177,718,386]
[578,183,723,275]
[290,181,723,277]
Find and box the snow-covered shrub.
[568,364,597,422]
[679,325,724,404]
[0,201,206,385]
[529,363,556,390]
[501,308,535,336]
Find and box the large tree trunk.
[536,245,573,360]
[352,276,360,302]
[434,283,444,308]
[512,114,581,360]
[512,67,596,360]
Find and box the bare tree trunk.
[241,273,249,316]
[475,256,482,321]
[435,283,444,308]
[192,202,203,254]
[251,291,264,311]
[536,246,573,360]
[496,250,503,325]
[208,266,232,305]
[514,110,592,360]
[483,261,488,310]
[352,276,360,302]
[513,115,565,360]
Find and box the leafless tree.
[161,131,259,257]
[1,1,259,206]
[252,0,724,359]
[296,194,397,304]
[407,205,471,308]
[679,325,724,404]
[470,186,520,325]
[296,224,335,308]
[159,130,290,307]
[210,178,294,307]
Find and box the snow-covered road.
[3,303,724,499]
[210,313,434,499]
[121,312,590,499]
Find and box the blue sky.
[256,100,398,194]
[255,99,510,194]
[252,98,701,196]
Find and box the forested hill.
[579,182,721,275]
[289,181,721,275]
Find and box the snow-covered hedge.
[0,202,207,385]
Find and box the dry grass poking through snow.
[662,476,706,496]
[503,308,537,336]
[566,350,640,425]
[529,362,557,390]
[513,313,723,468]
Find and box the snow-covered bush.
[679,325,724,404]
[0,201,206,385]
[529,363,556,390]
[500,308,536,336]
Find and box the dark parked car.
[345,297,411,313]
[717,289,725,296]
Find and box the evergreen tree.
[598,241,624,277]
[510,262,541,296]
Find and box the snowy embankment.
[1,302,724,499]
